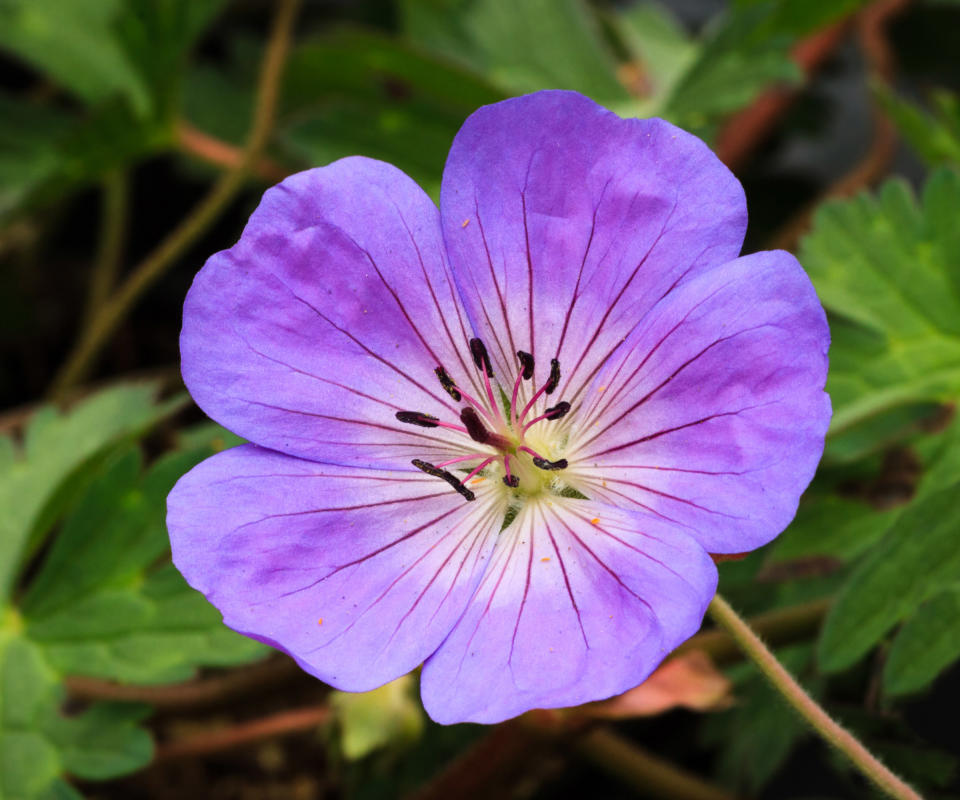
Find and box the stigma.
[395,338,573,502]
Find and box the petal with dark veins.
[167,444,504,691]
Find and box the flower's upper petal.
[420,501,716,724]
[181,157,482,467]
[440,90,746,398]
[167,444,503,691]
[567,250,831,554]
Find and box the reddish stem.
[154,705,331,763]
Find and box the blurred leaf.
[116,0,228,118]
[877,85,960,168]
[732,0,866,37]
[0,627,152,799]
[45,702,152,780]
[883,586,960,696]
[174,421,245,453]
[800,170,960,433]
[818,482,960,672]
[0,631,61,800]
[0,383,185,602]
[0,94,73,219]
[703,645,820,792]
[23,447,265,684]
[399,0,629,102]
[331,674,424,760]
[769,494,897,564]
[824,401,945,464]
[0,0,151,115]
[0,95,169,224]
[276,28,505,198]
[662,3,801,134]
[600,2,698,118]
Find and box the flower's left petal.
[420,502,716,724]
[182,157,482,467]
[167,444,503,691]
[566,249,831,554]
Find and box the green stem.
[83,169,128,328]
[49,0,302,400]
[708,594,921,800]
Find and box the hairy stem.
[708,594,921,800]
[49,0,302,399]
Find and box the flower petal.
[420,501,716,724]
[440,90,746,399]
[567,249,831,553]
[167,444,504,691]
[181,157,483,467]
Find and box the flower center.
[395,338,572,502]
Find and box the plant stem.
[576,727,740,800]
[677,595,831,665]
[708,594,921,800]
[49,0,302,400]
[84,169,128,328]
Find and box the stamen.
[503,454,519,488]
[469,338,493,377]
[516,351,535,380]
[437,364,496,425]
[411,459,476,501]
[545,358,561,395]
[396,411,468,434]
[469,337,503,423]
[460,407,489,444]
[521,400,571,433]
[519,446,568,471]
[518,356,562,425]
[395,411,439,428]
[434,367,462,402]
[532,456,568,471]
[544,401,571,420]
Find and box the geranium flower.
[167,90,830,724]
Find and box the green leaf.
[0,623,151,798]
[0,628,62,800]
[0,383,185,602]
[877,85,960,168]
[115,0,229,119]
[883,586,960,696]
[0,94,73,219]
[600,2,698,118]
[818,482,960,672]
[662,3,801,135]
[800,169,960,434]
[331,674,424,760]
[23,447,265,684]
[0,0,151,115]
[276,28,505,199]
[399,0,629,102]
[732,0,866,37]
[0,94,170,224]
[46,703,152,781]
[769,494,897,564]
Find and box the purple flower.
[167,90,830,724]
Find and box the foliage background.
[1,0,959,798]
